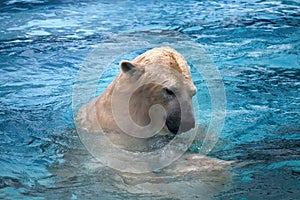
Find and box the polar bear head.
[117,46,196,135]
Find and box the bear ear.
[120,60,144,80]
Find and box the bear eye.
[163,87,175,98]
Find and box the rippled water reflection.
[0,0,299,199]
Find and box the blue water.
[0,0,299,199]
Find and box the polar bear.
[76,46,232,199]
[77,46,198,151]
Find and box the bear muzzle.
[179,118,195,133]
[166,115,195,134]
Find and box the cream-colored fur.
[76,46,196,151]
[77,47,194,128]
[76,46,233,198]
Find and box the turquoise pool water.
[0,0,299,199]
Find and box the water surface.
[0,0,299,199]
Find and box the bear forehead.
[133,46,192,80]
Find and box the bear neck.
[129,92,152,126]
[96,76,152,133]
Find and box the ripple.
[0,0,299,199]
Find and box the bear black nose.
[166,117,180,134]
[166,116,195,134]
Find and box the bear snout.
[166,114,195,134]
[179,117,195,133]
